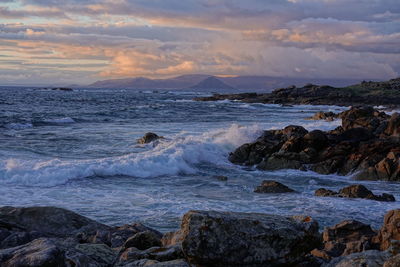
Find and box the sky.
[0,0,399,85]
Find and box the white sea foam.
[0,124,262,186]
[43,117,75,124]
[5,123,33,130]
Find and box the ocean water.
[1,87,400,232]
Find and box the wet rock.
[339,185,395,202]
[254,180,295,193]
[137,133,162,144]
[314,185,395,202]
[375,209,400,251]
[166,210,321,266]
[123,230,162,250]
[307,111,337,121]
[315,188,337,197]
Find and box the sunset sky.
[0,0,399,85]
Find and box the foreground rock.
[163,210,321,266]
[229,106,400,181]
[194,78,400,107]
[254,180,295,193]
[315,185,395,202]
[137,132,162,144]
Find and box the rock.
[339,185,395,202]
[303,130,328,150]
[0,238,62,267]
[307,111,337,121]
[319,220,377,258]
[137,133,162,144]
[213,175,228,181]
[384,254,400,267]
[254,180,294,193]
[323,250,390,267]
[0,206,110,238]
[167,210,321,266]
[315,188,337,197]
[72,243,117,266]
[116,245,184,266]
[314,185,395,202]
[123,230,162,250]
[385,113,400,137]
[375,209,400,251]
[110,223,162,248]
[117,258,190,267]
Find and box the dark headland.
[194,77,400,108]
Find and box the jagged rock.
[137,133,162,144]
[314,185,395,202]
[123,230,162,250]
[166,210,321,266]
[315,220,377,258]
[229,106,400,181]
[254,180,294,193]
[116,245,184,266]
[375,209,400,251]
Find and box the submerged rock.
[314,185,395,202]
[164,210,321,266]
[254,180,295,193]
[137,133,162,144]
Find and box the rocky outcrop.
[315,185,395,202]
[229,107,400,181]
[137,133,162,144]
[254,180,295,193]
[164,210,320,266]
[312,220,377,260]
[194,77,400,107]
[375,209,400,251]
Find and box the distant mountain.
[190,76,234,90]
[88,74,362,91]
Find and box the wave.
[42,117,75,124]
[4,123,33,130]
[0,124,262,186]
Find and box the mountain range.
[88,74,363,91]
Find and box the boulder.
[385,113,400,137]
[0,206,110,238]
[254,180,295,193]
[123,230,162,250]
[110,223,162,248]
[318,220,377,258]
[323,250,390,267]
[307,111,337,121]
[137,133,162,144]
[167,210,321,266]
[0,238,62,267]
[314,185,395,202]
[375,209,400,251]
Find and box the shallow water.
[1,87,399,232]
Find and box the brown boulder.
[137,133,162,144]
[254,180,295,193]
[385,113,400,137]
[314,185,395,202]
[375,209,400,251]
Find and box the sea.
[1,87,400,232]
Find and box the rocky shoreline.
[228,106,400,181]
[194,78,400,108]
[1,206,400,266]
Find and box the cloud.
[0,0,399,85]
